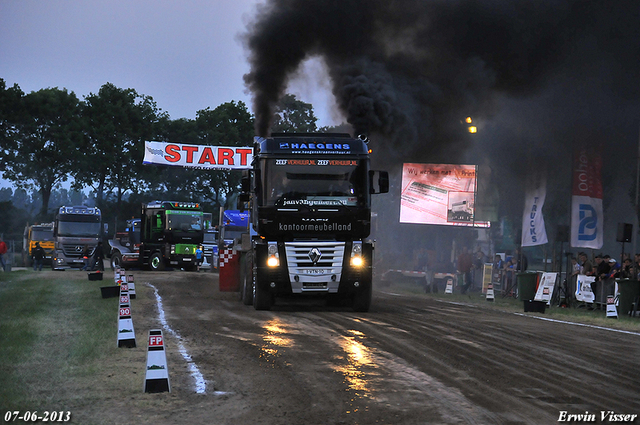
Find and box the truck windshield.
[57,221,101,237]
[262,159,368,208]
[32,229,54,241]
[166,211,203,232]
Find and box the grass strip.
[0,270,119,412]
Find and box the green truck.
[109,201,204,271]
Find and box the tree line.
[0,79,326,241]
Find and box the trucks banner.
[400,163,489,228]
[143,141,253,170]
[521,171,548,247]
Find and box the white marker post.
[486,284,495,302]
[126,274,136,299]
[606,295,618,319]
[117,287,136,348]
[144,329,171,393]
[445,277,454,294]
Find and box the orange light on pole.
[465,117,477,133]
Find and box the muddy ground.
[62,269,640,424]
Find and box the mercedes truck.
[52,205,103,270]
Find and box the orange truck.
[23,223,55,267]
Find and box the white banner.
[575,274,595,303]
[571,196,604,249]
[521,173,548,246]
[143,141,253,170]
[570,148,603,249]
[534,272,557,305]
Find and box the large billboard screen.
[400,163,490,228]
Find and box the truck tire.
[240,253,254,305]
[110,252,122,270]
[149,252,166,271]
[253,269,271,311]
[352,279,372,312]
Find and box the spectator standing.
[578,252,593,275]
[570,256,581,278]
[457,246,473,294]
[32,242,45,271]
[0,237,7,272]
[93,242,105,271]
[492,254,504,271]
[607,258,620,279]
[196,245,203,272]
[473,249,487,288]
[621,258,634,279]
[80,245,91,271]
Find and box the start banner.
[143,141,253,170]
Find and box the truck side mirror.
[103,223,109,234]
[237,193,250,212]
[378,171,389,193]
[240,171,250,193]
[369,170,390,194]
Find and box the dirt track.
[87,270,640,425]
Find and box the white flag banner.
[143,141,253,170]
[570,148,603,249]
[521,173,548,247]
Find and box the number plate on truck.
[301,269,326,275]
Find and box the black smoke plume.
[243,0,640,262]
[243,0,640,164]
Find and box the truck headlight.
[267,242,279,267]
[350,242,364,267]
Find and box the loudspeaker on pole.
[617,223,633,243]
[556,225,569,243]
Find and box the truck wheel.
[240,254,253,305]
[253,270,271,311]
[149,252,166,271]
[110,252,122,270]
[352,280,372,312]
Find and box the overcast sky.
[0,0,336,125]
[0,0,341,189]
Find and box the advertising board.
[400,163,489,227]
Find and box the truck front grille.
[62,245,94,258]
[284,242,345,293]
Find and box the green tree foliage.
[0,80,258,234]
[194,101,255,208]
[271,94,317,133]
[78,83,167,207]
[1,85,82,219]
[0,80,25,171]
